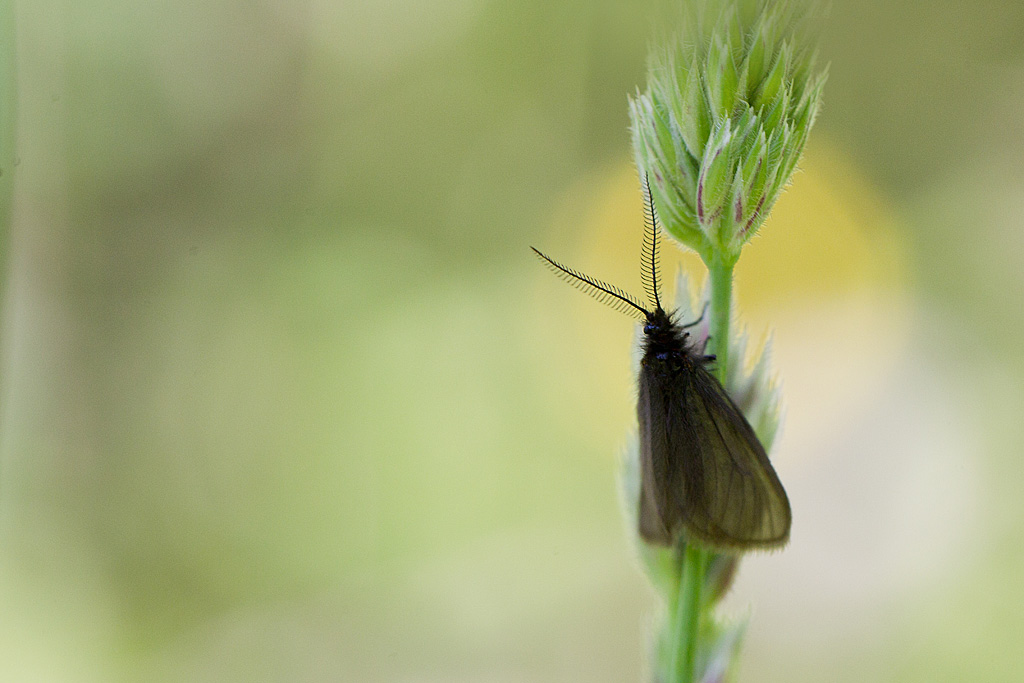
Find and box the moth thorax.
[642,310,688,359]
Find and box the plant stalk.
[668,256,734,683]
[707,256,734,383]
[670,542,708,683]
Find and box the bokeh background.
[1,0,1023,681]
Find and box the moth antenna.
[640,174,663,312]
[531,247,648,321]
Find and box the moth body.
[533,175,791,552]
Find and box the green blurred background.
[1,0,1023,681]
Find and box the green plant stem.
[0,0,13,264]
[668,256,734,683]
[671,542,707,683]
[707,256,734,383]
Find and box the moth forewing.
[637,362,677,545]
[683,363,791,549]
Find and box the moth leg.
[681,302,710,329]
[701,332,716,362]
[701,334,712,355]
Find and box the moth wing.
[676,365,791,549]
[637,364,680,545]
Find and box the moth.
[532,177,790,550]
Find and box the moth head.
[643,307,672,335]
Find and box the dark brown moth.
[532,177,790,550]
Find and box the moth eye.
[643,324,655,335]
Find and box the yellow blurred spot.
[535,138,913,461]
[739,140,907,316]
[549,138,907,321]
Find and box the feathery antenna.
[640,174,663,312]
[531,247,648,321]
